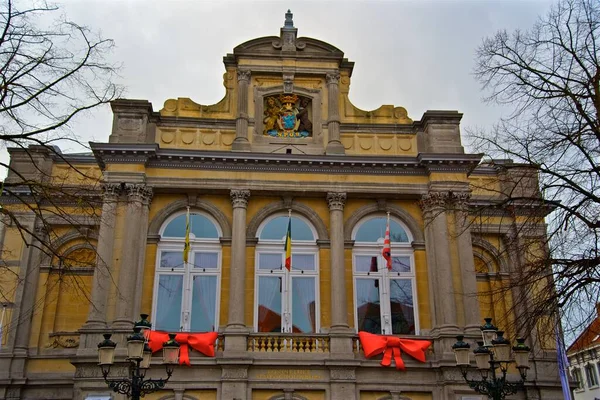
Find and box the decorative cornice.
[230,189,250,209]
[326,192,346,211]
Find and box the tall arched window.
[153,211,222,332]
[254,214,319,333]
[352,216,418,335]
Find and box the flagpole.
[285,209,291,333]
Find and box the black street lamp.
[97,315,180,400]
[452,318,531,400]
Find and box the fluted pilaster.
[232,70,251,152]
[112,184,152,329]
[325,72,344,155]
[83,184,120,329]
[419,192,458,333]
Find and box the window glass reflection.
[155,275,183,331]
[291,277,316,333]
[355,218,409,243]
[389,279,415,334]
[257,276,282,332]
[160,252,184,269]
[356,278,382,334]
[193,252,218,269]
[260,216,314,241]
[163,214,219,238]
[190,276,217,332]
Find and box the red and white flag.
[382,214,392,270]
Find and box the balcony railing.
[247,333,330,353]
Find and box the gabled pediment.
[233,36,344,58]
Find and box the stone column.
[232,70,252,152]
[420,192,458,333]
[83,184,120,329]
[327,192,348,330]
[133,187,152,319]
[325,72,345,155]
[7,218,43,379]
[112,184,152,329]
[226,189,250,331]
[454,192,481,335]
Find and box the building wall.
[0,15,564,400]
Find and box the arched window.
[254,214,319,333]
[152,211,221,332]
[352,216,418,335]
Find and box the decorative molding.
[326,192,346,211]
[343,202,424,243]
[230,189,250,209]
[46,332,80,349]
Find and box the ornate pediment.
[232,10,344,59]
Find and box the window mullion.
[380,255,392,335]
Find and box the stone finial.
[280,9,298,51]
[284,9,294,28]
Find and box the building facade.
[568,304,600,400]
[0,12,564,400]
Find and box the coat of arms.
[263,94,312,138]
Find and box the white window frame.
[253,214,320,333]
[152,212,222,332]
[351,216,419,335]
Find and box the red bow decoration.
[147,330,218,366]
[358,331,431,370]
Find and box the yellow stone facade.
[0,11,563,400]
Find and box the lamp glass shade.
[514,350,530,368]
[98,346,115,366]
[127,339,144,360]
[475,351,491,370]
[493,344,510,361]
[454,348,470,365]
[97,333,116,365]
[140,347,152,369]
[481,318,497,347]
[163,346,179,364]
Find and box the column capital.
[125,184,153,205]
[327,192,346,211]
[237,69,251,82]
[102,183,121,200]
[326,72,340,85]
[452,192,471,212]
[419,191,450,213]
[230,189,250,209]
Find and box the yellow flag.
[183,208,190,264]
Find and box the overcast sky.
[0,0,555,165]
[38,0,551,155]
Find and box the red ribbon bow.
[358,331,431,370]
[147,330,218,366]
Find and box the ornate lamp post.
[97,315,180,400]
[452,318,531,400]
